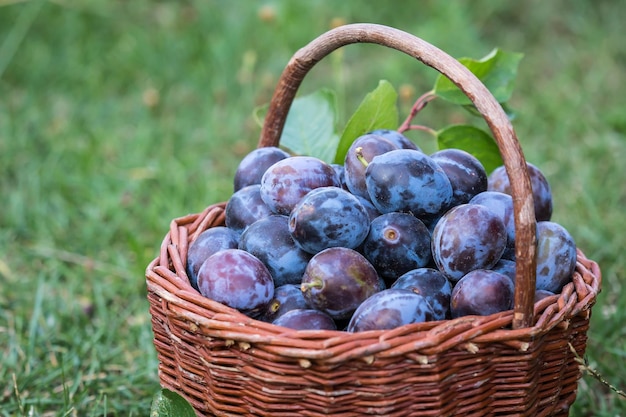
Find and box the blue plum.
[367,129,421,151]
[391,268,452,320]
[344,134,398,200]
[272,308,337,331]
[331,163,348,191]
[301,247,380,320]
[431,148,488,207]
[355,195,382,222]
[261,284,311,322]
[450,269,514,318]
[288,186,370,254]
[535,221,577,293]
[470,191,516,250]
[234,146,291,192]
[225,184,273,234]
[347,288,435,332]
[488,162,553,221]
[239,215,312,287]
[431,204,507,282]
[186,226,239,291]
[360,212,431,283]
[490,258,517,285]
[535,289,556,302]
[197,249,274,318]
[365,149,453,218]
[260,156,340,215]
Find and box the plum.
[365,149,453,218]
[367,129,421,151]
[260,284,311,322]
[535,221,577,293]
[234,146,291,191]
[186,227,239,291]
[344,134,398,200]
[469,191,516,250]
[488,162,553,221]
[347,288,434,332]
[197,249,274,318]
[239,215,311,287]
[450,269,514,318]
[391,268,452,320]
[431,148,488,207]
[301,247,380,320]
[360,212,431,284]
[225,184,273,234]
[260,156,340,215]
[431,204,507,282]
[289,186,370,254]
[272,309,337,331]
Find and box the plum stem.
[301,280,323,291]
[355,146,369,168]
[405,124,438,137]
[398,90,437,133]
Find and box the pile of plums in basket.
[186,130,577,332]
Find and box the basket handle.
[258,23,537,330]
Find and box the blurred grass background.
[0,0,624,415]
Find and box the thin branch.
[398,90,437,133]
[569,343,626,398]
[404,124,438,137]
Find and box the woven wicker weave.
[145,24,602,416]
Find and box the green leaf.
[279,88,339,163]
[436,125,503,174]
[433,49,523,106]
[150,389,196,417]
[333,80,399,164]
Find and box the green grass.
[1,1,624,415]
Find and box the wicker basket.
[145,24,602,416]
